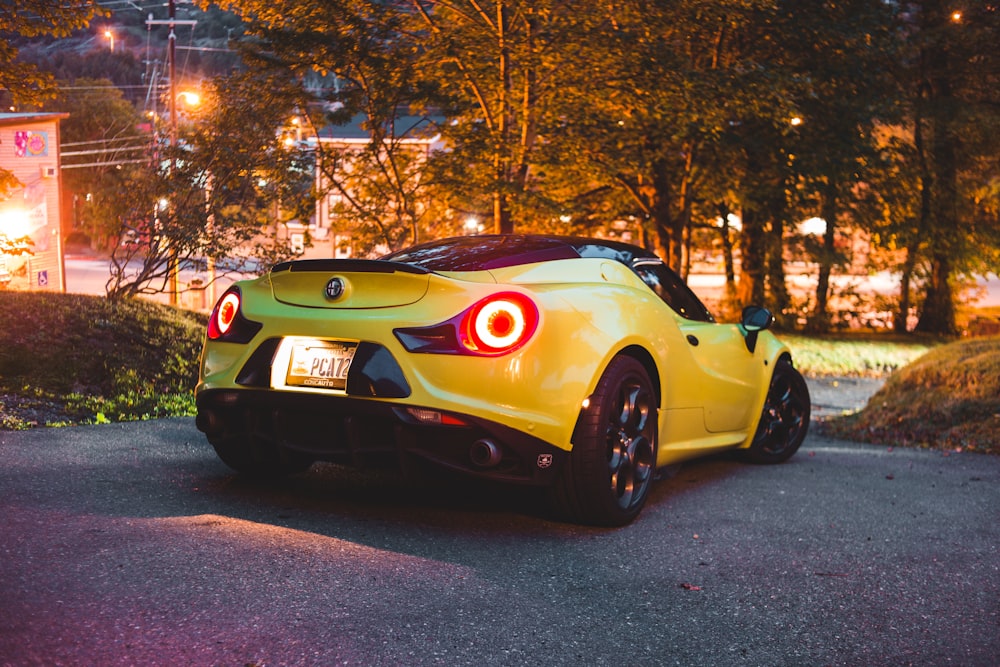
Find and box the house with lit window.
[310,113,443,259]
[0,112,68,291]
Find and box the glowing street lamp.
[177,91,201,108]
[104,29,115,52]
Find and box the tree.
[549,0,803,297]
[777,0,899,331]
[104,70,312,300]
[907,0,1000,334]
[0,0,104,192]
[42,78,151,250]
[207,0,444,253]
[406,1,610,234]
[194,0,998,335]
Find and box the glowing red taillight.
[208,289,243,340]
[206,286,262,344]
[461,293,538,354]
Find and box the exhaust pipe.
[470,439,503,468]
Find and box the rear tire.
[550,356,657,526]
[744,359,810,464]
[210,434,315,477]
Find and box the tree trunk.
[492,2,513,235]
[895,245,917,333]
[716,203,737,305]
[808,185,838,332]
[915,253,956,334]
[678,143,696,280]
[766,212,790,322]
[649,158,682,271]
[914,0,959,335]
[738,128,785,311]
[737,208,767,307]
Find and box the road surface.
[1,419,997,666]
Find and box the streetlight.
[104,29,114,52]
[177,91,201,108]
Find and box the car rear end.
[195,258,600,485]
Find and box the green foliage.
[211,0,441,253]
[91,70,310,300]
[0,0,105,189]
[14,0,995,333]
[42,79,150,250]
[0,0,105,108]
[0,292,205,428]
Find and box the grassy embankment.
[805,334,1000,455]
[0,291,996,455]
[0,291,205,429]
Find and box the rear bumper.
[196,388,568,486]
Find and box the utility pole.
[168,0,178,305]
[146,3,196,306]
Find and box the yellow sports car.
[196,235,810,525]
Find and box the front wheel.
[743,359,810,464]
[550,356,658,526]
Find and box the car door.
[631,258,763,433]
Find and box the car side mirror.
[740,306,774,353]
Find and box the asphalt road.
[1,418,998,667]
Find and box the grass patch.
[0,291,206,429]
[782,333,937,377]
[820,336,1000,455]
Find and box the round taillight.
[208,291,241,340]
[463,293,538,354]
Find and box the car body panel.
[270,263,431,309]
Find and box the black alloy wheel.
[551,355,658,526]
[744,359,811,464]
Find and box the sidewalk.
[807,375,886,421]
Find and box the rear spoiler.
[270,259,429,275]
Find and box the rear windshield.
[383,236,579,271]
[383,235,714,322]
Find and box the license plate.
[285,340,358,390]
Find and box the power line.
[61,159,152,169]
[62,145,151,157]
[58,84,161,91]
[62,135,152,148]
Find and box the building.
[0,112,68,291]
[310,113,442,258]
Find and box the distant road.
[1,420,997,666]
[64,255,243,310]
[66,255,1000,311]
[689,270,1000,308]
